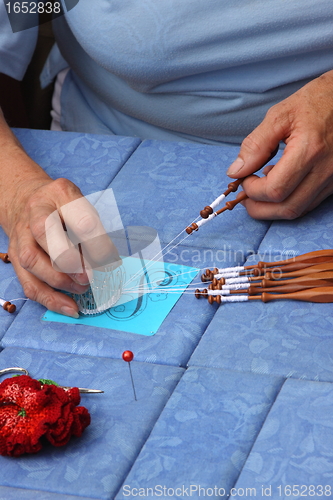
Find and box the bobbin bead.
[200,206,213,219]
[195,289,208,299]
[185,223,198,235]
[0,253,10,263]
[214,277,225,286]
[208,295,221,305]
[206,269,213,279]
[3,301,16,313]
[228,180,242,192]
[122,350,134,362]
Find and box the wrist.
[0,148,52,234]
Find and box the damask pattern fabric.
[0,130,332,497]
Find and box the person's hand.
[227,70,333,219]
[0,114,120,318]
[4,175,120,318]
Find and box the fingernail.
[227,157,244,175]
[71,273,90,286]
[61,306,80,319]
[72,282,89,293]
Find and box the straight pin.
[122,350,137,401]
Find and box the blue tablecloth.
[0,129,332,499]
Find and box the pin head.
[122,350,134,363]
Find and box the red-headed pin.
[122,350,137,401]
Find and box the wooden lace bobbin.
[213,191,248,217]
[256,249,333,270]
[264,263,333,281]
[185,191,248,235]
[202,283,319,296]
[0,299,16,313]
[247,250,333,274]
[248,286,333,303]
[197,272,333,299]
[196,287,251,299]
[202,259,333,282]
[205,286,333,305]
[0,253,10,263]
[255,260,333,280]
[206,268,259,282]
[207,274,332,296]
[199,144,279,221]
[209,260,333,282]
[200,261,312,279]
[197,280,324,298]
[203,250,333,277]
[259,271,333,288]
[196,283,326,298]
[211,271,333,291]
[247,282,332,295]
[199,179,243,219]
[188,147,279,233]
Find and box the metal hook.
[0,367,29,377]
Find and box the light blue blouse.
[2,0,333,144]
[0,0,37,80]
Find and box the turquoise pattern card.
[42,259,199,336]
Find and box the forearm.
[0,110,51,233]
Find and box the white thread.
[214,271,241,279]
[210,193,226,209]
[221,282,250,290]
[221,295,249,303]
[124,269,201,293]
[207,289,231,295]
[0,298,6,307]
[73,264,123,315]
[195,213,216,228]
[224,276,250,284]
[124,223,195,289]
[217,266,245,273]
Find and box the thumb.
[227,110,287,178]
